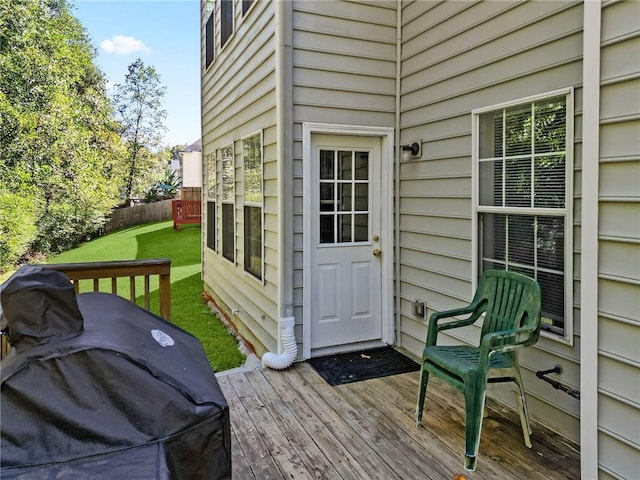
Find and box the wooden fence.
[102,200,172,234]
[181,187,201,201]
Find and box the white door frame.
[302,122,395,360]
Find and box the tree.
[112,58,167,203]
[0,0,126,269]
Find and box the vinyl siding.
[201,0,279,355]
[597,2,640,478]
[290,0,397,347]
[397,0,583,441]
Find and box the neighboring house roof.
[180,138,201,153]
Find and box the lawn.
[48,221,246,372]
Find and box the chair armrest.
[426,300,485,347]
[475,326,538,375]
[478,326,539,360]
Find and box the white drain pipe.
[262,317,297,370]
[262,1,296,371]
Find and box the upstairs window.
[220,0,233,48]
[205,12,214,68]
[221,145,235,262]
[243,133,263,280]
[473,89,573,343]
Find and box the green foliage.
[0,189,38,271]
[0,0,127,269]
[112,58,167,202]
[145,170,182,202]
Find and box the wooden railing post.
[159,271,171,321]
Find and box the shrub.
[0,189,38,272]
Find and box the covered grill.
[0,266,231,479]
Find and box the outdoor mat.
[307,347,420,386]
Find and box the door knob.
[373,249,382,257]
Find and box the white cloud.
[99,35,151,55]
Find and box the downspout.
[580,1,601,477]
[263,0,297,369]
[393,0,402,345]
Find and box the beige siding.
[290,0,397,340]
[201,0,279,355]
[597,2,640,478]
[397,0,584,442]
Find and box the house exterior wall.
[201,1,639,474]
[595,2,640,478]
[181,151,202,188]
[290,0,398,351]
[201,0,280,355]
[396,0,584,442]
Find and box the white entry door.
[309,134,383,352]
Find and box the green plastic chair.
[416,269,542,471]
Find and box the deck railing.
[172,199,201,230]
[1,258,171,359]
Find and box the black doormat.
[307,347,420,386]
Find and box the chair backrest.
[474,270,542,348]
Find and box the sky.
[71,0,201,148]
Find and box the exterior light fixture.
[401,142,421,161]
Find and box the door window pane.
[320,150,334,180]
[338,151,352,180]
[354,152,369,180]
[354,214,368,242]
[354,183,368,211]
[320,215,334,243]
[318,149,370,244]
[320,184,334,212]
[340,184,351,211]
[338,214,352,242]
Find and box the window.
[473,89,573,342]
[220,0,233,48]
[205,12,214,68]
[243,133,262,279]
[221,145,235,262]
[206,153,216,251]
[242,0,254,16]
[319,149,370,244]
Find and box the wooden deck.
[217,362,580,480]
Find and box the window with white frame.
[243,133,262,280]
[206,152,216,251]
[221,145,235,262]
[205,11,214,68]
[242,0,254,16]
[220,0,233,48]
[473,89,573,341]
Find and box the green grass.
[48,221,246,372]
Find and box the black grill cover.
[0,266,231,479]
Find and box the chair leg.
[512,368,532,447]
[463,384,486,471]
[416,367,429,427]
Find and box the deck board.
[217,362,580,480]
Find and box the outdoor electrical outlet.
[413,300,426,318]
